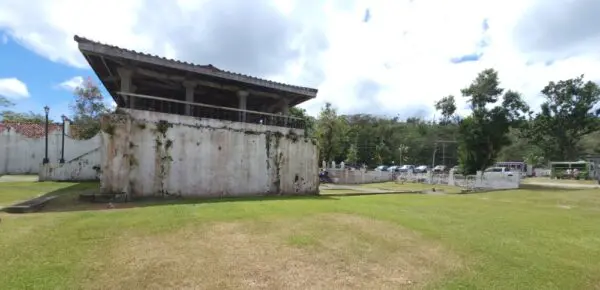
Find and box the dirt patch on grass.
[81,214,461,290]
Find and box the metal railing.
[116,92,306,129]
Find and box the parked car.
[414,165,428,173]
[387,165,399,172]
[432,165,447,173]
[397,165,415,173]
[374,165,388,171]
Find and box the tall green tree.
[527,75,600,161]
[289,107,316,137]
[457,69,529,174]
[70,78,109,139]
[315,103,346,162]
[345,143,358,164]
[434,95,457,124]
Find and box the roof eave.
[75,37,318,100]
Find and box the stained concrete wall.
[100,109,319,198]
[0,129,101,175]
[38,147,101,181]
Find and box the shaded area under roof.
[73,35,318,108]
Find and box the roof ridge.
[73,35,318,94]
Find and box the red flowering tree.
[69,77,109,139]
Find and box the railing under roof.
[116,92,306,129]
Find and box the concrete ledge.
[2,195,59,214]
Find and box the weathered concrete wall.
[100,109,319,198]
[38,147,101,181]
[397,171,520,190]
[0,128,101,175]
[327,169,393,184]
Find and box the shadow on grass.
[30,184,339,213]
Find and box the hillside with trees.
[305,69,600,173]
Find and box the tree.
[434,95,457,124]
[70,78,109,139]
[0,111,45,123]
[397,144,409,164]
[373,140,386,165]
[315,103,346,162]
[0,96,14,108]
[289,107,316,137]
[345,143,358,165]
[457,69,529,175]
[0,96,47,123]
[527,75,600,161]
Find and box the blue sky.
[0,35,109,121]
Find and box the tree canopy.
[69,78,110,139]
[310,69,599,170]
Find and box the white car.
[484,167,514,177]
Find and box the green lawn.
[1,182,600,289]
[0,181,84,206]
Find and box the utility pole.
[432,140,457,168]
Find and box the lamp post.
[42,106,50,164]
[59,115,65,164]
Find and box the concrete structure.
[325,168,394,184]
[38,145,101,182]
[0,124,101,176]
[74,36,319,198]
[585,155,600,180]
[396,171,521,190]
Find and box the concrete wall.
[100,109,319,198]
[38,147,101,181]
[326,169,393,184]
[0,128,101,175]
[397,171,520,190]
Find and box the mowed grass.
[1,182,600,289]
[0,181,82,206]
[360,181,464,194]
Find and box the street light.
[59,115,66,164]
[42,106,50,164]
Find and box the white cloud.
[0,78,30,99]
[58,76,84,91]
[1,0,600,118]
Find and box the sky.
[1,0,600,121]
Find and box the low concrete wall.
[327,169,393,184]
[100,109,319,198]
[397,171,520,190]
[38,147,101,181]
[0,126,101,175]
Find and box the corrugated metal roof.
[74,35,318,97]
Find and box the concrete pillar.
[237,90,249,122]
[183,81,196,116]
[281,98,289,127]
[117,68,133,108]
[281,98,289,115]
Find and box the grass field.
[523,177,599,186]
[1,181,600,289]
